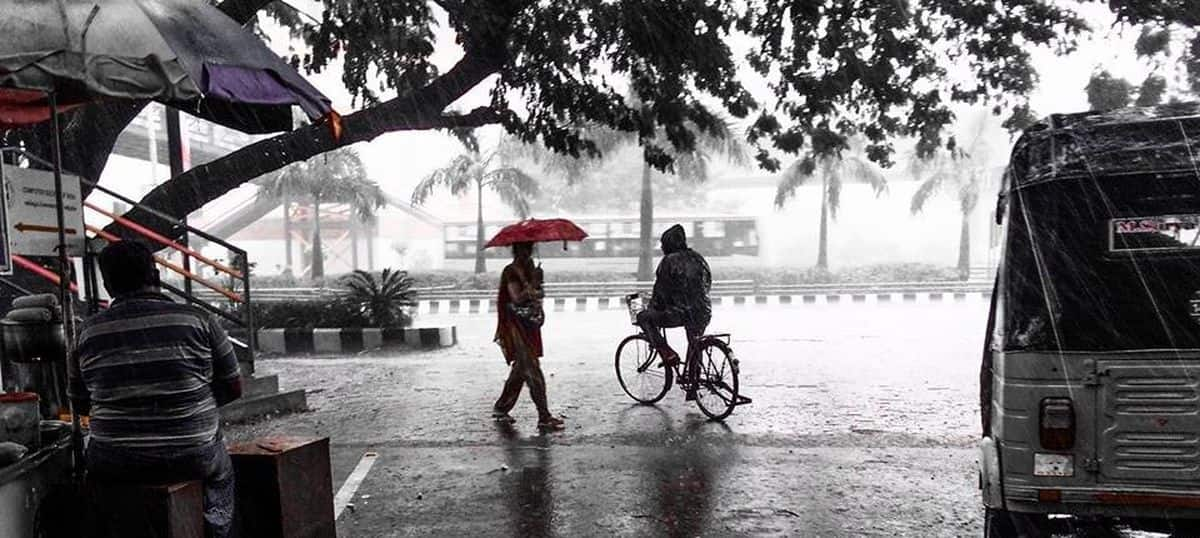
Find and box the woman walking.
[492,242,565,431]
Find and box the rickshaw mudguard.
[979,436,1004,508]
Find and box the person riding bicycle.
[636,224,712,377]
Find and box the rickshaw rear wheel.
[984,508,1050,538]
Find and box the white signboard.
[2,165,85,257]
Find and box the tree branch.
[105,53,505,243]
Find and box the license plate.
[1034,453,1074,477]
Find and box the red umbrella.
[484,218,588,248]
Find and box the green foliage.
[250,299,364,330]
[774,139,887,217]
[258,148,386,222]
[411,132,541,218]
[1002,104,1040,135]
[1136,26,1172,57]
[265,0,1094,174]
[1136,75,1169,107]
[531,146,708,214]
[1086,71,1135,111]
[338,269,418,328]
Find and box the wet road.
[227,301,990,537]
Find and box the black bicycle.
[614,293,749,420]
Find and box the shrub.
[249,299,364,330]
[338,269,417,328]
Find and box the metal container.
[625,292,649,325]
[0,392,40,450]
[0,320,65,364]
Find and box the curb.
[416,291,992,316]
[255,326,457,354]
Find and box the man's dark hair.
[98,241,158,296]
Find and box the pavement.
[226,301,999,537]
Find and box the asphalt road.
[228,301,995,537]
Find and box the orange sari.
[494,262,543,362]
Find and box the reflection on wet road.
[222,301,1153,536]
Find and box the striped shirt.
[68,292,240,448]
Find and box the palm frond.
[910,173,948,214]
[839,156,888,195]
[675,151,711,183]
[775,157,817,208]
[825,163,843,219]
[412,155,478,205]
[489,167,541,218]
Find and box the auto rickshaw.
[981,103,1200,536]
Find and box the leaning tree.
[6,1,1184,249]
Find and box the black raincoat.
[649,224,712,328]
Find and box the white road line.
[334,451,379,520]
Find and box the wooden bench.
[87,480,204,538]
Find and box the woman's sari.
[494,261,543,362]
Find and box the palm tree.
[909,132,994,280]
[528,115,747,280]
[412,131,540,273]
[775,140,887,270]
[258,148,386,279]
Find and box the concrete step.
[219,389,307,423]
[243,375,280,399]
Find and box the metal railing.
[0,146,257,358]
[80,179,256,353]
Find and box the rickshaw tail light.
[1040,397,1075,450]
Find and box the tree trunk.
[474,183,487,274]
[817,175,829,271]
[957,210,971,280]
[282,190,292,273]
[104,54,504,244]
[350,218,360,270]
[311,198,324,279]
[637,161,654,281]
[366,220,375,271]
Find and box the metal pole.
[166,107,192,296]
[48,92,83,477]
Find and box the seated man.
[69,241,243,538]
[636,224,713,381]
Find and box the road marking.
[334,451,378,520]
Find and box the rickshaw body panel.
[990,350,1200,519]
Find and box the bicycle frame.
[632,327,706,384]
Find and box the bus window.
[702,221,725,238]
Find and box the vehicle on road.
[981,103,1200,537]
[614,292,749,420]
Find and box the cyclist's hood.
[660,224,688,255]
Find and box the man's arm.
[67,348,91,416]
[207,316,243,406]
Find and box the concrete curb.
[255,326,457,354]
[416,291,992,316]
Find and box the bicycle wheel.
[693,339,739,420]
[615,334,672,404]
